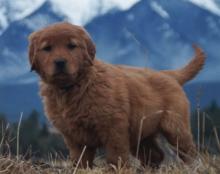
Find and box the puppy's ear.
[83,31,96,62]
[86,37,96,60]
[28,32,39,72]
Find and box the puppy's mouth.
[53,72,69,78]
[51,72,74,82]
[49,72,77,89]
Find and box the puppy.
[28,22,205,168]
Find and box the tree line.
[0,110,68,159]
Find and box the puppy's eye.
[42,45,52,52]
[67,43,76,50]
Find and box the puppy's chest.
[45,94,105,146]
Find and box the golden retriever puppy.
[28,22,205,168]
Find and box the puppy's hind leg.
[159,111,197,163]
[138,136,164,168]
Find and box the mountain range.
[0,0,220,120]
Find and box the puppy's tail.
[162,45,206,85]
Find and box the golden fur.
[28,22,206,168]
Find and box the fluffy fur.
[28,22,206,168]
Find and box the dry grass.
[0,109,219,174]
[0,153,219,174]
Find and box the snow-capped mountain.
[1,0,220,119]
[0,1,64,84]
[87,0,220,81]
[1,0,220,33]
[188,0,220,16]
[0,0,46,34]
[0,0,140,34]
[0,0,141,83]
[0,0,220,84]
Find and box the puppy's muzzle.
[54,59,67,73]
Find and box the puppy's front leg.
[64,137,96,168]
[105,120,130,166]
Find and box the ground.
[0,153,219,174]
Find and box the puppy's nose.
[54,59,67,70]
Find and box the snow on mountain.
[1,0,46,21]
[0,0,46,34]
[0,6,7,34]
[0,0,140,34]
[187,0,220,16]
[51,0,140,25]
[0,0,219,34]
[150,1,170,19]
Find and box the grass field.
[0,152,219,174]
[0,110,220,174]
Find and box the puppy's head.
[28,22,96,88]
